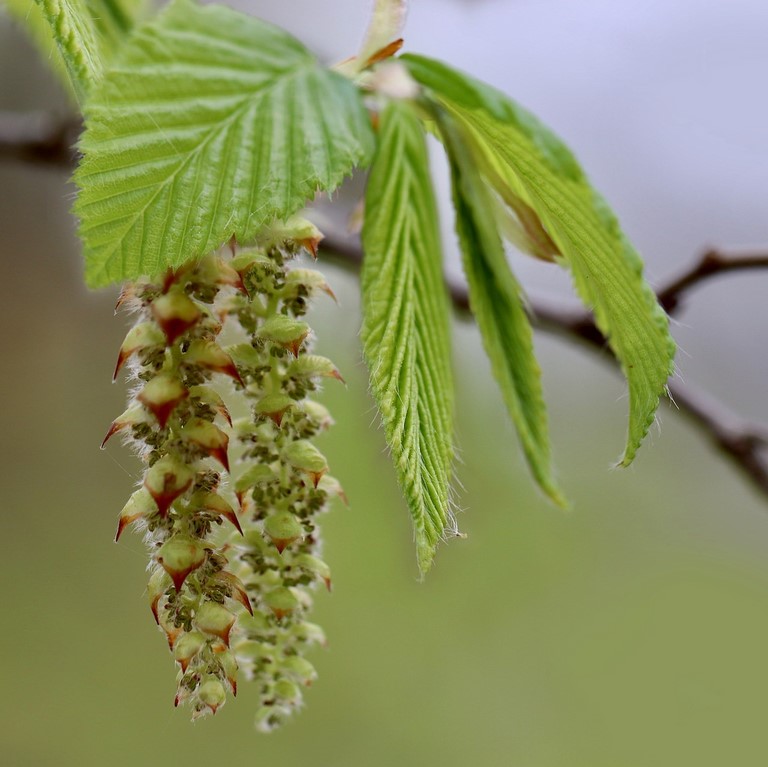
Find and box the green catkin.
[223,221,343,732]
[108,255,248,719]
[109,219,343,729]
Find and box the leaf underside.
[404,54,675,465]
[76,0,375,287]
[361,101,455,574]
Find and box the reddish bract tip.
[150,595,161,625]
[113,348,131,382]
[209,446,230,474]
[287,335,308,359]
[221,508,243,535]
[363,37,404,68]
[329,368,346,385]
[159,558,202,593]
[163,624,182,650]
[265,409,288,428]
[307,469,326,489]
[298,236,322,260]
[230,586,253,616]
[272,537,298,554]
[101,421,121,450]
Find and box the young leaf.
[436,110,563,506]
[76,0,375,287]
[361,101,454,574]
[404,54,675,465]
[336,0,407,75]
[32,0,104,100]
[5,0,147,100]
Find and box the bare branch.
[2,111,767,502]
[0,111,80,167]
[656,248,768,314]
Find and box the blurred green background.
[3,3,768,766]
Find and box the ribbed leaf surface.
[405,54,675,465]
[76,0,374,287]
[361,102,454,574]
[7,0,145,100]
[438,112,563,505]
[33,0,103,99]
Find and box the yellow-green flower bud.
[295,554,332,591]
[173,631,206,672]
[195,602,236,646]
[115,487,155,542]
[273,679,301,704]
[151,289,202,344]
[264,586,301,620]
[197,676,227,714]
[264,512,303,553]
[181,417,230,471]
[157,535,206,592]
[101,403,147,448]
[255,393,296,427]
[113,321,165,379]
[282,439,328,487]
[184,340,242,384]
[144,455,195,517]
[256,315,310,357]
[138,373,188,429]
[283,269,336,302]
[281,656,318,687]
[286,355,344,383]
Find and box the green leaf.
[404,54,675,465]
[361,101,455,574]
[436,110,563,506]
[32,0,104,100]
[76,0,375,287]
[4,0,147,100]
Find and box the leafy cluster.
[11,0,675,725]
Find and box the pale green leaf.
[361,101,454,574]
[436,110,563,506]
[3,0,148,100]
[404,54,675,465]
[336,0,406,75]
[32,0,103,99]
[76,0,375,287]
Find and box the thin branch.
[2,111,767,502]
[656,248,768,314]
[0,111,80,167]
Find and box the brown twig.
[2,111,767,501]
[0,111,80,167]
[657,248,768,314]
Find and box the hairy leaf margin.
[361,100,455,573]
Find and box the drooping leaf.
[76,0,375,287]
[404,54,675,465]
[361,101,454,573]
[3,0,147,100]
[436,110,563,506]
